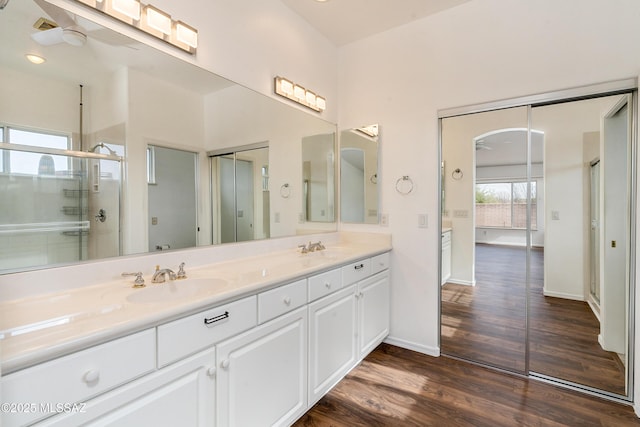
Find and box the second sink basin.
[126,278,229,304]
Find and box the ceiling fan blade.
[33,0,76,29]
[31,26,64,46]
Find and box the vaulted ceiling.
[280,0,471,46]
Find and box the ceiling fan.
[31,0,87,47]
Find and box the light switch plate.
[418,214,428,228]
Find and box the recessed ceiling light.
[25,54,46,64]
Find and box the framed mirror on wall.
[439,80,637,400]
[340,124,380,224]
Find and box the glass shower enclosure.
[0,142,122,272]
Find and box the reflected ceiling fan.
[31,0,87,47]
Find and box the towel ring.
[280,183,291,198]
[452,168,463,180]
[395,175,414,195]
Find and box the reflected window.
[1,126,71,175]
[475,181,537,229]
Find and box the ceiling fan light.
[62,26,87,46]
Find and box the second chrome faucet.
[151,262,187,283]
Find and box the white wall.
[125,68,206,255]
[338,0,640,358]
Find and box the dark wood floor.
[441,244,626,395]
[295,343,640,426]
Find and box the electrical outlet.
[275,212,280,223]
[298,213,305,223]
[380,213,389,227]
[418,214,428,228]
[552,211,560,220]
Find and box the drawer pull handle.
[221,359,230,370]
[207,367,217,377]
[204,311,229,325]
[354,264,364,270]
[283,296,291,305]
[325,282,331,289]
[83,369,100,384]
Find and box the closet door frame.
[437,78,638,403]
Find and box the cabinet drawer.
[258,278,307,323]
[157,296,257,367]
[308,268,342,302]
[342,258,371,286]
[2,329,155,427]
[370,252,390,275]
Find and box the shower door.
[0,142,121,272]
[440,84,636,400]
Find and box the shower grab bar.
[0,221,90,234]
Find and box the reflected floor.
[441,244,625,395]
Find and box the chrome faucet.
[152,265,177,283]
[307,241,326,252]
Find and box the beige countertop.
[0,233,391,374]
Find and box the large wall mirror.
[440,83,636,400]
[0,0,337,273]
[340,125,380,224]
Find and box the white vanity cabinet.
[216,306,308,427]
[307,252,390,407]
[308,284,358,406]
[356,270,390,358]
[5,249,391,427]
[38,348,216,427]
[2,329,156,427]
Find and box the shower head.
[89,143,117,156]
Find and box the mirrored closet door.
[440,84,636,400]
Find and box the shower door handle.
[95,208,107,223]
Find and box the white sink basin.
[126,278,229,304]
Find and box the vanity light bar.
[274,76,326,113]
[74,0,198,54]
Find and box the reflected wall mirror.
[340,125,380,224]
[440,82,636,400]
[0,0,337,274]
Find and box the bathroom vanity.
[0,232,391,426]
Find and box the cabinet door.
[357,271,390,358]
[38,348,216,427]
[308,284,357,406]
[216,307,307,427]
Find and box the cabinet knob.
[221,359,230,370]
[283,296,292,305]
[207,367,217,377]
[324,282,331,289]
[83,369,100,384]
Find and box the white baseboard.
[384,336,440,357]
[445,278,476,287]
[543,289,584,301]
[635,402,640,419]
